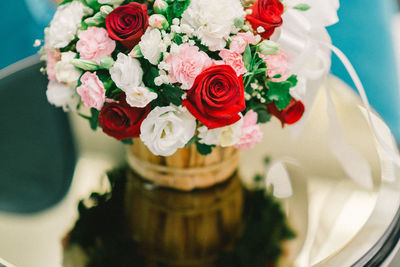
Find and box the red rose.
[183,65,246,129]
[267,99,305,126]
[246,0,284,39]
[105,3,149,50]
[98,94,150,140]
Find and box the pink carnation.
[46,49,61,81]
[77,72,106,111]
[259,50,290,82]
[77,27,116,63]
[166,43,212,90]
[219,49,247,76]
[235,110,263,149]
[230,32,257,54]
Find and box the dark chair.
[0,56,76,213]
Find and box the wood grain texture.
[124,171,244,267]
[126,139,240,191]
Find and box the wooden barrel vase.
[124,170,244,267]
[126,139,240,191]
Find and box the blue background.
[328,0,400,140]
[2,0,56,69]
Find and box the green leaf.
[264,156,271,165]
[165,5,174,24]
[171,0,191,18]
[286,75,298,87]
[140,59,159,87]
[59,0,73,5]
[256,108,272,124]
[121,139,134,145]
[97,71,114,91]
[266,81,292,110]
[78,108,100,131]
[185,135,196,147]
[162,85,184,106]
[89,108,100,131]
[173,34,183,45]
[84,0,101,11]
[243,44,252,71]
[196,142,214,156]
[293,4,311,11]
[248,102,272,124]
[253,68,269,76]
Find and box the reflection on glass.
[63,167,294,267]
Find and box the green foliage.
[247,101,272,124]
[243,44,252,71]
[79,108,100,131]
[243,47,268,92]
[163,85,184,106]
[171,0,191,18]
[59,0,73,5]
[140,59,159,88]
[97,70,114,92]
[293,4,311,11]
[121,139,134,145]
[68,168,144,267]
[164,0,191,23]
[84,0,102,12]
[152,84,184,107]
[217,189,295,267]
[89,108,100,130]
[60,40,77,53]
[173,34,184,45]
[266,75,298,110]
[79,21,89,31]
[193,37,221,60]
[196,141,214,156]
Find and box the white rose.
[110,53,143,90]
[140,106,197,156]
[55,52,82,86]
[98,0,125,7]
[139,28,163,65]
[46,81,80,111]
[198,118,243,147]
[125,86,158,108]
[47,2,93,49]
[182,0,245,51]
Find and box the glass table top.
[0,58,399,267]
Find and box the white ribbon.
[271,6,337,140]
[276,4,400,173]
[325,79,374,189]
[323,43,400,167]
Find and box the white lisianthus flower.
[140,106,197,156]
[47,2,93,49]
[98,0,125,7]
[182,0,245,51]
[110,53,157,108]
[110,53,143,90]
[125,86,158,108]
[139,28,164,65]
[46,81,80,111]
[198,118,243,147]
[54,52,82,86]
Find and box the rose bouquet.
[41,0,311,158]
